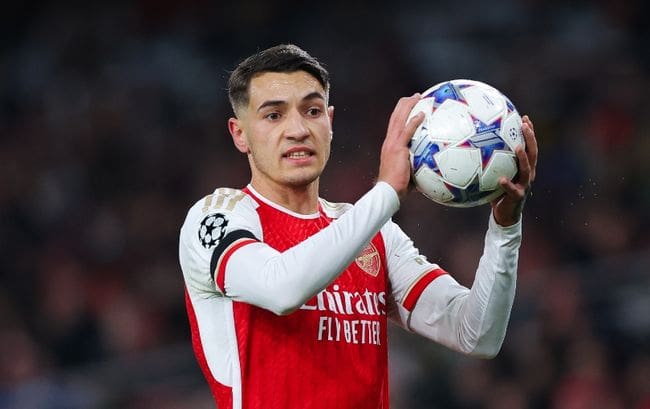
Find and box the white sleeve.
[394,213,521,358]
[179,188,263,298]
[219,182,400,315]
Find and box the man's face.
[229,71,334,191]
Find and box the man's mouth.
[285,151,312,159]
[283,148,314,159]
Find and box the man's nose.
[283,111,309,140]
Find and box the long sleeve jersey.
[179,182,521,409]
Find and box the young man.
[179,44,537,409]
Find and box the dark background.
[1,1,649,408]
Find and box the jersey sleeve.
[385,213,522,358]
[179,188,262,298]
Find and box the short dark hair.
[227,44,330,115]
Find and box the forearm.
[224,182,400,315]
[407,213,521,357]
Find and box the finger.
[514,145,531,187]
[521,118,538,181]
[394,94,422,125]
[386,94,421,140]
[499,177,526,201]
[402,111,425,143]
[522,119,537,154]
[522,115,534,132]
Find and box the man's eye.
[306,108,322,117]
[265,112,281,120]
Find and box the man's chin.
[284,172,320,188]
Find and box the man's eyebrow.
[256,100,286,112]
[302,92,325,102]
[256,92,326,112]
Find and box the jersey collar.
[245,184,322,220]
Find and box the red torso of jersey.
[232,187,391,408]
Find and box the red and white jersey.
[179,184,447,409]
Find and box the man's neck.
[249,180,320,215]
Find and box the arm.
[389,115,537,357]
[222,182,399,315]
[402,215,521,358]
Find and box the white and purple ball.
[408,79,524,207]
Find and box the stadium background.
[1,1,649,408]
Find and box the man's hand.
[377,94,425,199]
[491,115,538,226]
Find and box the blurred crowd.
[1,1,649,408]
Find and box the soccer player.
[179,44,537,409]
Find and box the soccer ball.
[408,79,524,207]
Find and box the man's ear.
[228,117,249,153]
[328,106,335,139]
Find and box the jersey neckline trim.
[245,184,322,220]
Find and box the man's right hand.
[377,94,425,200]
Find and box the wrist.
[493,213,520,227]
[491,210,521,228]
